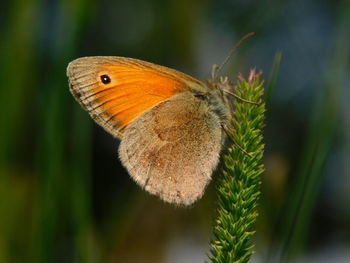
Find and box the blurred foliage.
[0,0,350,263]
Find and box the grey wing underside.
[118,91,223,205]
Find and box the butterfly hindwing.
[118,91,223,205]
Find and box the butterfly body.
[67,56,231,205]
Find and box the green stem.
[209,70,265,263]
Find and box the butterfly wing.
[119,91,223,205]
[67,56,205,138]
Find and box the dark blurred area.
[0,0,349,262]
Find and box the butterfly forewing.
[67,56,205,138]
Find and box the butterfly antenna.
[214,32,256,78]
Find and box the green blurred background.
[1,0,349,262]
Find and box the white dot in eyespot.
[100,74,111,84]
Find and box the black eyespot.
[100,74,111,84]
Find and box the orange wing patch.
[67,56,204,138]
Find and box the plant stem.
[209,70,265,263]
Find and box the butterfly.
[67,56,236,206]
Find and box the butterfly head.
[202,73,234,128]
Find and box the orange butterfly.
[67,56,232,205]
